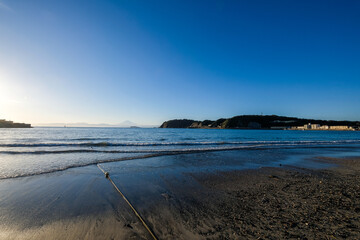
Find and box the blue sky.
[0,0,359,125]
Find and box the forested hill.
[160,115,360,129]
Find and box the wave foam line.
[1,141,360,155]
[1,139,360,148]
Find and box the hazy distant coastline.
[32,121,157,128]
[160,115,360,130]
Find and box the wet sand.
[0,156,359,239]
[0,166,152,239]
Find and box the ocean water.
[0,127,360,179]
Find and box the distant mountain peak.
[118,120,137,127]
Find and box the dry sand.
[186,157,360,239]
[0,156,359,239]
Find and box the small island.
[160,115,360,131]
[0,119,32,128]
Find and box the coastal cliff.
[160,115,360,130]
[0,119,32,128]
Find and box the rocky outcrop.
[160,119,199,128]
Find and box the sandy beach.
[0,155,359,239]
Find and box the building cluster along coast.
[0,119,31,128]
[290,123,356,131]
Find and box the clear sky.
[0,0,359,125]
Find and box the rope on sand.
[97,164,158,240]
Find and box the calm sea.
[1,127,360,179]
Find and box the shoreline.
[0,155,359,239]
